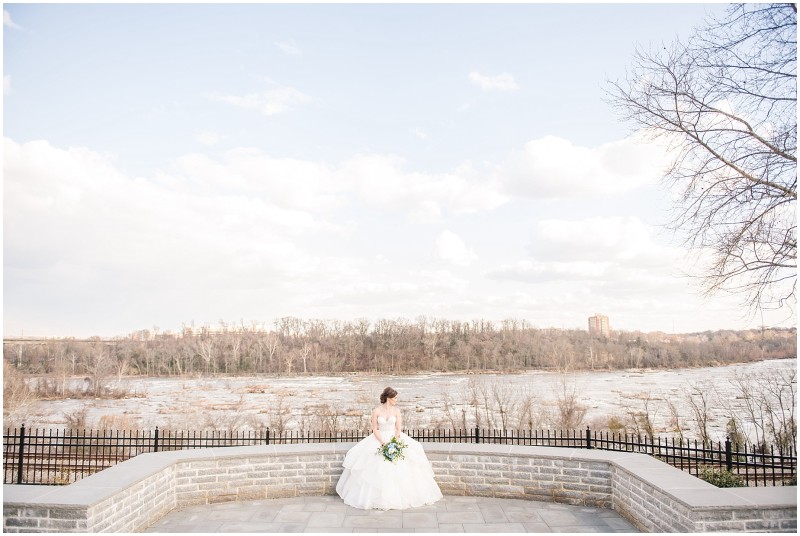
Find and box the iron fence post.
[474,427,480,444]
[16,424,26,484]
[266,428,270,446]
[725,436,732,472]
[154,427,159,453]
[586,426,592,449]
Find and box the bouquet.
[376,436,408,463]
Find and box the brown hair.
[380,387,398,404]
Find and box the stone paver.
[144,496,639,533]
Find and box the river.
[16,358,796,444]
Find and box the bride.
[336,386,443,510]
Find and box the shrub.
[699,466,745,488]
[3,362,33,418]
[63,407,90,429]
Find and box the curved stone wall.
[3,443,796,533]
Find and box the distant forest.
[4,317,796,380]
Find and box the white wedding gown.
[336,416,443,510]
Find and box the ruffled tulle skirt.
[336,432,443,510]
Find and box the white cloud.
[486,216,682,300]
[498,135,668,198]
[457,100,476,112]
[469,71,520,91]
[5,136,516,333]
[168,147,346,213]
[531,217,676,266]
[411,127,429,140]
[4,10,21,29]
[276,40,302,56]
[316,269,470,314]
[339,154,507,223]
[2,138,348,302]
[436,230,477,267]
[488,259,614,283]
[194,130,222,146]
[3,75,11,96]
[208,87,311,117]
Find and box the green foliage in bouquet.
[376,436,408,463]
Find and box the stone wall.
[3,443,796,533]
[610,455,797,532]
[427,446,613,507]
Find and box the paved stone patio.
[144,495,639,533]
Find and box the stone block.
[537,467,562,476]
[266,486,298,499]
[701,520,747,531]
[483,477,511,486]
[439,487,467,497]
[269,469,299,478]
[694,509,735,522]
[448,469,478,477]
[562,468,590,477]
[18,507,49,519]
[176,490,209,502]
[4,517,40,528]
[464,483,493,495]
[235,488,268,501]
[580,476,609,486]
[47,508,87,520]
[745,519,784,531]
[488,485,524,496]
[217,458,246,468]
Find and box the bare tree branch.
[608,3,796,315]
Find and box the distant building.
[588,314,610,337]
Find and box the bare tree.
[84,345,113,397]
[198,337,215,375]
[490,381,519,430]
[758,367,796,452]
[266,394,293,434]
[684,384,713,446]
[609,3,796,314]
[666,399,685,442]
[3,361,34,425]
[549,375,587,430]
[623,392,660,438]
[727,367,797,452]
[440,389,465,430]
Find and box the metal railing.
[3,425,795,487]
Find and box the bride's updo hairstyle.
[380,387,398,404]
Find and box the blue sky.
[4,2,792,337]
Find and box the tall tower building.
[588,313,610,337]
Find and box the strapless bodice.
[377,415,396,434]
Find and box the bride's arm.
[371,409,384,445]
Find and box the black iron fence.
[3,425,795,487]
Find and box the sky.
[3,2,795,338]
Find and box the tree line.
[4,317,796,383]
